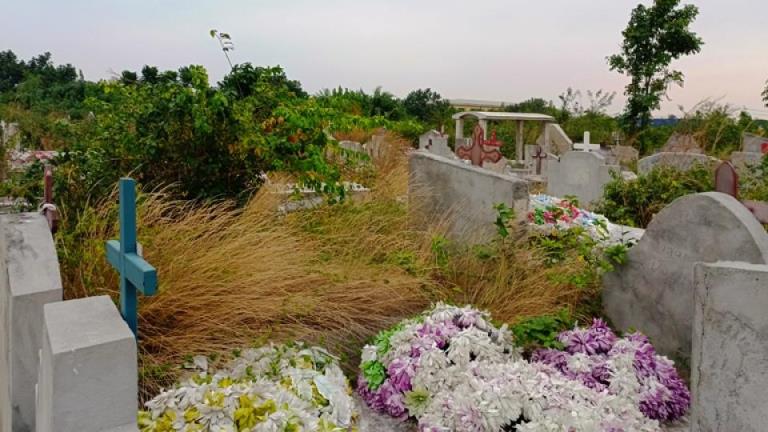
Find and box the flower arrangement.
[139,343,357,432]
[357,303,661,431]
[528,194,644,246]
[532,319,690,422]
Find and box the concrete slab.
[36,296,136,432]
[0,213,62,432]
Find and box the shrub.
[595,164,713,227]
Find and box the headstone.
[730,151,763,171]
[409,151,528,243]
[35,296,137,432]
[742,132,768,154]
[603,192,768,361]
[661,132,703,153]
[546,151,619,206]
[691,262,768,431]
[637,152,718,175]
[535,123,572,155]
[418,130,453,159]
[0,213,62,432]
[608,145,639,165]
[364,134,388,160]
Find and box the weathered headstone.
[418,130,453,159]
[637,152,718,175]
[691,262,768,432]
[546,151,619,206]
[608,145,639,165]
[36,296,137,432]
[409,151,528,242]
[603,192,768,361]
[742,132,768,154]
[661,132,703,153]
[364,134,388,160]
[0,213,62,432]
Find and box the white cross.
[574,131,600,152]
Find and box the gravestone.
[535,123,572,155]
[339,140,364,154]
[661,132,703,153]
[409,151,528,242]
[546,151,619,206]
[418,130,453,159]
[691,262,768,432]
[742,132,768,154]
[0,213,62,432]
[608,145,639,165]
[637,152,718,175]
[364,134,388,160]
[36,296,137,432]
[603,192,768,361]
[730,132,768,172]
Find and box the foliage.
[402,88,453,126]
[510,309,575,352]
[608,0,703,133]
[763,79,768,107]
[595,164,713,227]
[493,202,514,239]
[671,101,764,156]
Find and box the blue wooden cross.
[106,178,157,335]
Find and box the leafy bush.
[510,309,575,352]
[595,164,713,227]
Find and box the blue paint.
[106,178,157,335]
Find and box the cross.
[456,124,503,167]
[105,178,157,335]
[574,131,600,152]
[531,144,547,175]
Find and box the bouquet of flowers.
[139,342,356,432]
[357,303,661,431]
[532,319,690,422]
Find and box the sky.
[2,0,767,118]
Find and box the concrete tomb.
[0,213,62,432]
[661,132,703,153]
[36,296,137,432]
[637,152,718,175]
[546,151,619,206]
[418,130,454,159]
[603,192,768,361]
[742,132,768,154]
[730,132,768,172]
[691,262,768,432]
[607,145,639,166]
[409,151,528,242]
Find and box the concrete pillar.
[36,296,137,432]
[516,120,524,162]
[454,118,464,140]
[478,120,488,140]
[542,123,551,154]
[0,213,62,432]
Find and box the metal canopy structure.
[452,111,555,162]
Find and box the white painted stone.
[409,151,528,243]
[546,151,619,206]
[0,213,62,432]
[603,193,768,361]
[692,262,768,432]
[637,152,718,175]
[36,295,137,432]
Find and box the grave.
[607,145,639,166]
[409,150,528,242]
[637,152,718,175]
[603,192,768,361]
[691,262,768,431]
[730,132,768,172]
[418,130,453,159]
[535,123,572,155]
[661,132,703,153]
[452,111,555,162]
[573,131,601,152]
[546,151,619,206]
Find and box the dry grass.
[60,132,597,401]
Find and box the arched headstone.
[603,192,768,361]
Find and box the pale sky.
[3,0,767,118]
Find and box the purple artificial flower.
[387,357,415,393]
[559,328,600,355]
[586,319,617,354]
[357,375,386,413]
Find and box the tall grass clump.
[59,133,601,401]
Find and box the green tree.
[0,50,26,93]
[402,88,451,125]
[608,0,703,134]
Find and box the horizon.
[3,0,767,119]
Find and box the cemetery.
[1,1,768,431]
